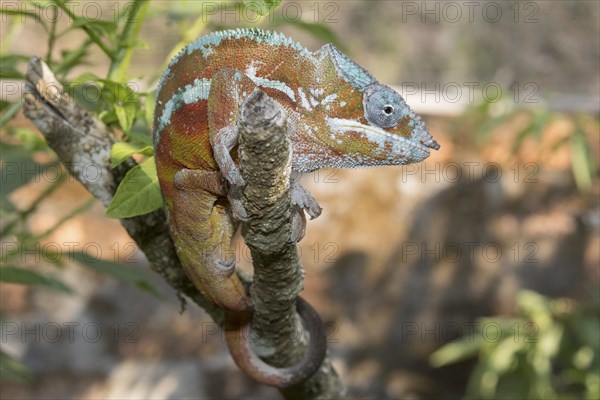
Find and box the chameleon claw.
[227,185,249,222]
[224,296,326,388]
[230,199,249,222]
[291,181,322,220]
[291,207,307,243]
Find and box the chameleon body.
[153,28,439,387]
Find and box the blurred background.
[1,1,598,399]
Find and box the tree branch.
[238,90,345,399]
[22,56,223,323]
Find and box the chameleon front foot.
[289,180,322,242]
[291,180,322,220]
[224,296,327,388]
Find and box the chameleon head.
[362,82,440,156]
[324,83,439,168]
[318,44,439,169]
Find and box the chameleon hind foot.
[223,296,327,388]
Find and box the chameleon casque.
[153,28,439,387]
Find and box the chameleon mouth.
[421,137,441,150]
[326,117,435,157]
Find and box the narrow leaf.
[0,266,73,294]
[69,251,163,298]
[430,336,484,367]
[114,104,136,133]
[0,8,45,29]
[571,128,594,192]
[0,351,33,384]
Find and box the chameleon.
[153,28,440,387]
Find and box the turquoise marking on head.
[325,44,376,92]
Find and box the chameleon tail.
[168,168,326,386]
[170,169,250,312]
[224,297,327,388]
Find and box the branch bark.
[238,90,344,399]
[22,57,344,399]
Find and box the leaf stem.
[51,0,114,60]
[45,6,57,65]
[0,171,66,240]
[108,0,150,82]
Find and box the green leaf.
[69,252,163,298]
[101,79,139,105]
[98,109,118,125]
[488,337,525,373]
[105,157,163,218]
[66,73,103,112]
[69,78,139,132]
[517,290,553,328]
[0,143,44,199]
[0,7,46,29]
[430,336,485,367]
[9,126,48,150]
[572,346,594,370]
[0,267,73,294]
[110,141,154,167]
[48,0,114,60]
[0,350,33,384]
[0,102,23,127]
[574,317,600,352]
[127,130,153,147]
[0,100,10,113]
[570,127,595,192]
[243,0,282,15]
[0,54,29,79]
[114,104,136,133]
[72,18,118,36]
[101,80,139,133]
[70,72,102,85]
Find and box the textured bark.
[22,57,344,399]
[238,90,345,399]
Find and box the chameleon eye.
[363,84,406,128]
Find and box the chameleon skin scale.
[153,28,439,387]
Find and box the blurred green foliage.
[431,290,600,400]
[450,100,598,193]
